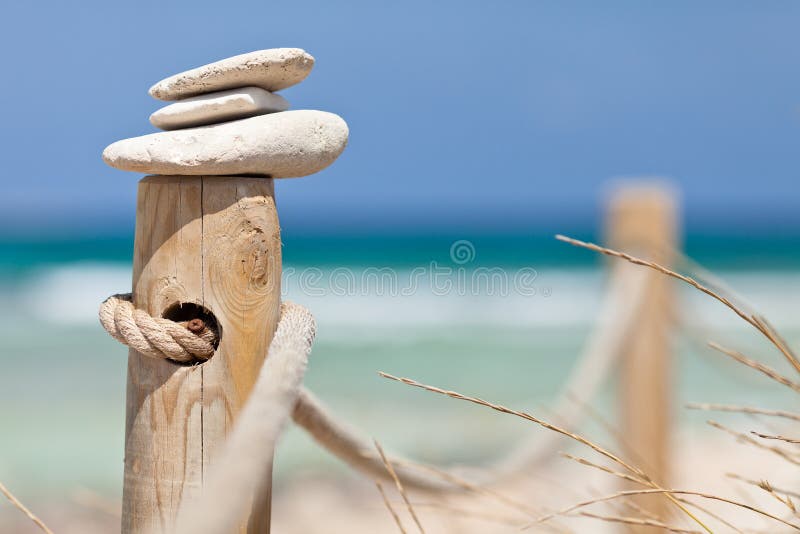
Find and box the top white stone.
[149,48,314,101]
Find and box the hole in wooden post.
[162,302,221,364]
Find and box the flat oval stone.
[149,48,314,101]
[102,110,348,178]
[150,87,289,130]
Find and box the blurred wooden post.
[605,183,678,531]
[122,176,282,533]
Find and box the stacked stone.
[103,48,348,178]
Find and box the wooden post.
[605,183,677,530]
[122,175,282,533]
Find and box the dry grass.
[13,231,800,534]
[555,234,800,375]
[559,452,745,533]
[374,440,425,533]
[375,481,407,534]
[727,473,800,501]
[388,458,575,534]
[559,452,646,485]
[686,403,800,422]
[379,371,800,532]
[0,480,53,534]
[565,392,651,472]
[531,488,800,530]
[553,234,800,532]
[751,431,800,445]
[746,479,796,513]
[576,511,703,533]
[378,373,645,480]
[707,420,800,466]
[390,457,540,519]
[379,372,714,533]
[707,342,800,393]
[367,234,800,533]
[404,501,524,527]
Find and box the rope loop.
[99,268,646,495]
[99,293,217,363]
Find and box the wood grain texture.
[605,183,677,533]
[122,176,281,534]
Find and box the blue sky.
[1,1,798,234]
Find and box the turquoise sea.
[2,232,800,500]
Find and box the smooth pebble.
[103,110,348,178]
[150,87,289,130]
[149,48,314,101]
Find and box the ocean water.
[1,233,799,499]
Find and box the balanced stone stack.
[103,48,348,178]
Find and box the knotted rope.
[99,294,217,363]
[98,293,454,493]
[99,261,650,497]
[169,300,315,534]
[101,297,316,534]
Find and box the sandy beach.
[3,431,799,533]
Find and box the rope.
[166,301,315,534]
[292,386,455,491]
[99,294,217,363]
[99,262,650,495]
[292,262,652,490]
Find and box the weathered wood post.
[604,182,678,530]
[125,176,281,532]
[101,48,349,533]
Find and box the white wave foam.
[7,263,800,332]
[12,263,132,326]
[282,268,605,330]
